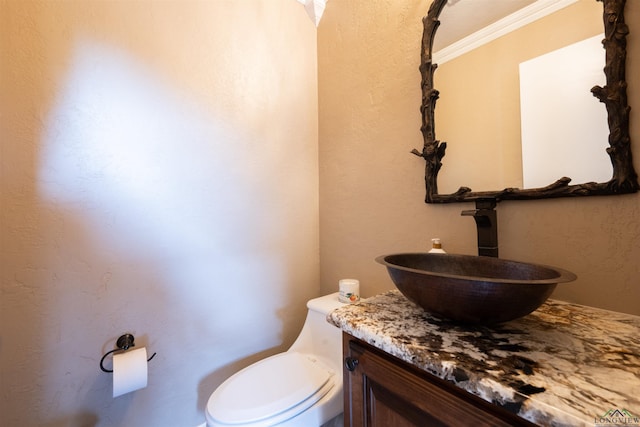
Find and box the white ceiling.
[433,0,536,51]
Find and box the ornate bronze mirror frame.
[413,0,639,203]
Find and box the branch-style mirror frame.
[413,0,639,203]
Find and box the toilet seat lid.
[207,352,335,425]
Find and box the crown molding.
[433,0,578,64]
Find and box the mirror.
[436,1,606,193]
[413,0,639,203]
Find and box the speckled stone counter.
[328,290,640,426]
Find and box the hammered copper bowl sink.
[376,253,577,324]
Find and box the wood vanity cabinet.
[342,334,535,427]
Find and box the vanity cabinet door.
[342,335,533,427]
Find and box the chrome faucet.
[461,198,498,257]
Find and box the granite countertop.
[328,290,640,427]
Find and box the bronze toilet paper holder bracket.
[99,333,156,373]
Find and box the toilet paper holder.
[100,333,156,373]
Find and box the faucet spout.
[461,199,498,257]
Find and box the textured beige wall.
[318,0,640,315]
[0,1,318,425]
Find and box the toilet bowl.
[205,293,346,427]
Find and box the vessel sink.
[376,253,577,324]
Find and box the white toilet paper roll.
[113,347,148,398]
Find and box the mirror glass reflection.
[433,0,604,194]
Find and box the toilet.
[205,293,346,427]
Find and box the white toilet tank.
[205,292,347,427]
[288,292,346,369]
